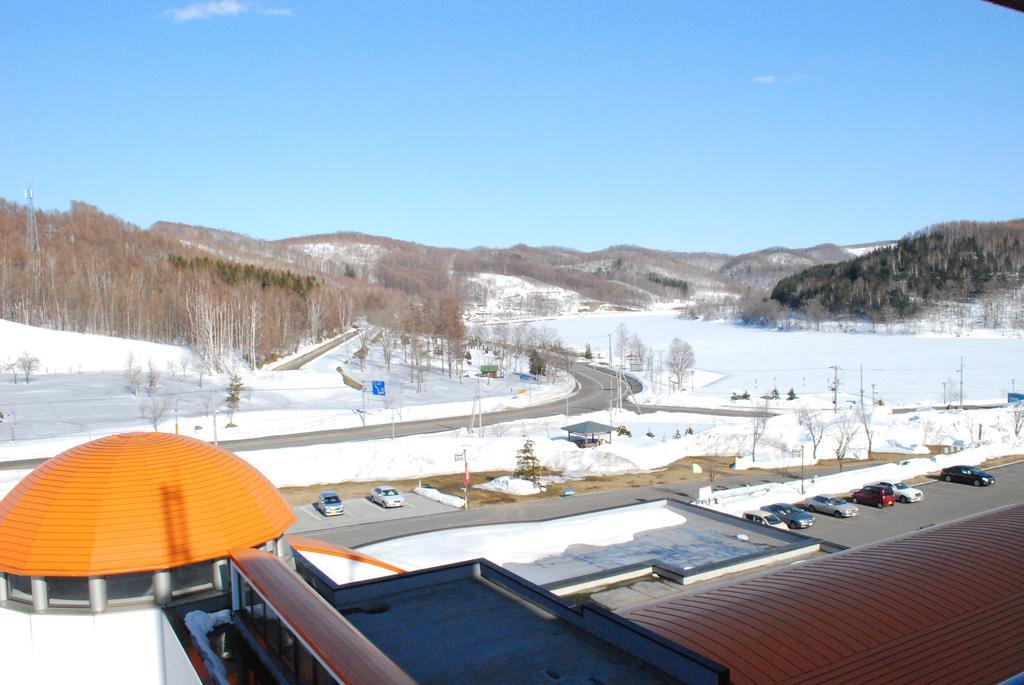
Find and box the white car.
[371,486,405,508]
[873,480,923,503]
[742,510,789,531]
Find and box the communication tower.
[25,187,40,253]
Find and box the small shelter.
[561,420,615,447]
[479,364,500,378]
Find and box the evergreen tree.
[529,349,546,376]
[787,387,797,401]
[226,374,244,426]
[584,343,593,360]
[514,439,542,485]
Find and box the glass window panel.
[46,576,90,607]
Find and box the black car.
[939,465,995,486]
[763,502,816,529]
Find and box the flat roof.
[297,557,728,684]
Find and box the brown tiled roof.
[230,547,416,685]
[625,503,1024,685]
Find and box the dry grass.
[277,449,1023,509]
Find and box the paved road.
[274,330,360,371]
[216,363,617,451]
[301,460,1024,551]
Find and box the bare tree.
[797,407,827,460]
[148,396,171,431]
[126,353,142,396]
[4,359,18,384]
[667,338,695,391]
[858,402,874,457]
[146,358,161,396]
[16,352,39,384]
[832,411,861,471]
[750,400,769,462]
[1011,404,1024,439]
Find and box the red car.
[850,484,895,508]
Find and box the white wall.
[0,606,200,684]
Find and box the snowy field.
[530,312,1022,406]
[2,316,1023,510]
[0,318,571,449]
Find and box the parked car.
[804,495,859,518]
[742,510,789,530]
[314,491,344,516]
[763,502,816,529]
[873,480,923,503]
[371,486,406,508]
[940,465,995,486]
[850,484,896,508]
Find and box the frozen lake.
[534,312,1021,405]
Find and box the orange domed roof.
[0,433,295,577]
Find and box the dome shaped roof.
[0,433,295,577]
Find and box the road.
[297,459,1024,551]
[215,363,619,451]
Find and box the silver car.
[371,485,405,508]
[763,502,816,529]
[314,491,344,516]
[804,495,859,518]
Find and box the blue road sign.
[372,380,386,396]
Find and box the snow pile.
[184,609,232,685]
[414,486,465,509]
[358,501,685,571]
[475,476,542,496]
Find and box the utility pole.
[942,381,947,405]
[958,357,964,409]
[25,187,39,253]
[859,365,864,411]
[830,365,839,412]
[608,334,614,426]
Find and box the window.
[171,560,215,596]
[47,576,90,608]
[8,574,31,603]
[107,572,155,604]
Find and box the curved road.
[0,362,772,470]
[217,364,617,451]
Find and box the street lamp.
[455,449,469,510]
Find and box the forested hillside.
[771,220,1024,321]
[0,202,389,368]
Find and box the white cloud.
[751,75,777,85]
[164,1,292,22]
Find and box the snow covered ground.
[0,318,571,449]
[530,312,1022,406]
[2,316,1022,507]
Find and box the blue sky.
[1,1,1021,253]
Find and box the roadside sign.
[372,380,386,396]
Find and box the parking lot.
[288,490,458,534]
[796,459,1024,549]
